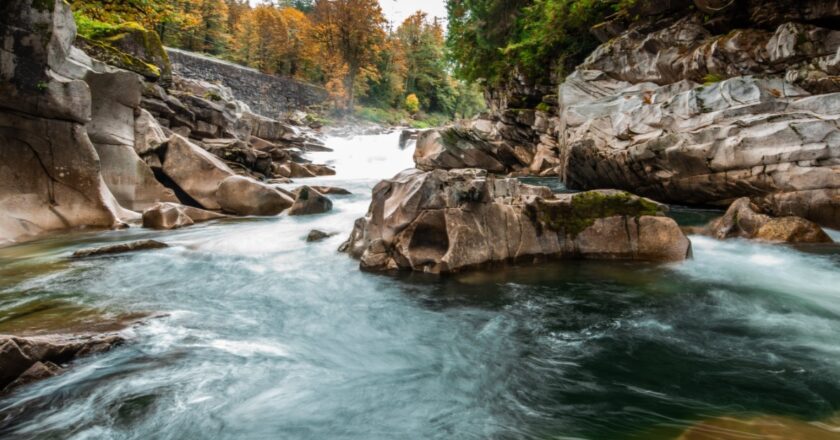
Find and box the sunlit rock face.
[559,12,840,228]
[341,169,691,273]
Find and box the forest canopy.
[446,0,622,86]
[70,0,486,122]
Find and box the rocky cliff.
[0,0,336,246]
[417,0,840,229]
[0,0,126,245]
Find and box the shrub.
[404,94,421,114]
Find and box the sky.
[379,0,448,25]
[250,1,448,26]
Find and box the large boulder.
[706,197,833,243]
[414,123,518,173]
[288,186,333,216]
[340,169,691,273]
[557,16,840,229]
[159,135,235,210]
[142,202,227,230]
[216,176,294,216]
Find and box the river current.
[1,132,840,439]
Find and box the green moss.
[76,36,161,79]
[32,0,55,12]
[35,81,49,92]
[533,191,661,237]
[205,91,223,102]
[702,73,725,85]
[73,14,170,80]
[536,102,551,113]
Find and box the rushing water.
[2,132,840,440]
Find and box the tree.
[311,0,387,111]
[447,0,615,85]
[404,94,420,114]
[395,11,450,113]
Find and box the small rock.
[306,230,338,242]
[71,240,169,259]
[311,186,351,195]
[288,186,333,216]
[142,202,226,230]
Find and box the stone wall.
[166,48,327,118]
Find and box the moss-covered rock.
[74,20,170,82]
[533,190,663,237]
[341,169,691,273]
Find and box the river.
[2,132,840,439]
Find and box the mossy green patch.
[533,191,662,237]
[73,14,170,80]
[702,73,725,85]
[77,36,161,78]
[536,102,551,113]
[32,0,55,13]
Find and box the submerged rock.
[706,197,833,243]
[288,186,333,216]
[341,169,690,273]
[142,202,226,230]
[71,240,169,259]
[306,230,338,242]
[216,176,294,216]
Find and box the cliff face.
[0,0,124,245]
[420,0,840,229]
[559,0,840,228]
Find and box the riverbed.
[2,132,840,439]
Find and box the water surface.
[2,132,840,439]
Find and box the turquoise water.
[1,132,840,439]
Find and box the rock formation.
[417,1,840,230]
[0,0,126,246]
[341,169,691,273]
[560,12,840,228]
[0,0,336,246]
[706,197,833,243]
[1,333,125,392]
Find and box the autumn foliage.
[70,0,485,119]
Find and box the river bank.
[2,131,840,439]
